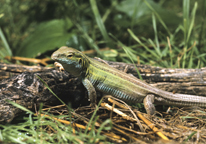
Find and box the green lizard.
[51,46,206,114]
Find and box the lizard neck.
[78,54,91,78]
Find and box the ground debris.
[39,97,206,143]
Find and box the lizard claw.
[54,62,65,71]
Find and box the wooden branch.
[0,69,89,123]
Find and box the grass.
[1,0,206,143]
[0,113,108,143]
[1,83,110,143]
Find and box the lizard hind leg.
[143,94,156,115]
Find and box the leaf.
[16,19,74,57]
[115,0,181,26]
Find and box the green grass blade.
[6,100,34,114]
[0,27,12,56]
[7,136,27,144]
[152,13,161,57]
[198,0,206,48]
[182,0,190,68]
[188,46,194,68]
[129,0,141,45]
[186,2,197,43]
[97,119,112,136]
[167,36,173,67]
[110,33,143,80]
[35,75,66,106]
[143,0,171,35]
[128,29,159,59]
[0,130,3,141]
[76,24,101,56]
[183,0,190,34]
[148,39,161,58]
[85,99,103,134]
[184,131,197,142]
[90,0,111,48]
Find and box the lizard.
[51,46,206,114]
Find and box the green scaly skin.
[51,46,206,114]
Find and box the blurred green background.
[0,0,205,68]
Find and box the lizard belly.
[96,82,145,103]
[89,75,146,103]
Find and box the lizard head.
[51,46,89,77]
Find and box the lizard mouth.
[52,57,56,61]
[51,53,58,61]
[52,57,59,63]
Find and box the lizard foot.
[54,62,65,71]
[143,94,156,115]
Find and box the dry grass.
[39,96,206,143]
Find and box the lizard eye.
[67,54,73,58]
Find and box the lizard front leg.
[143,94,156,115]
[82,78,97,106]
[54,62,65,71]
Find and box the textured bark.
[0,68,88,123]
